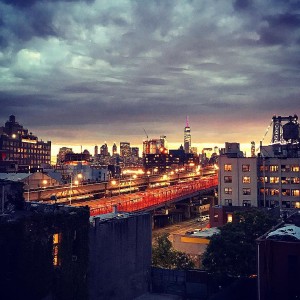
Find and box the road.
[152,217,209,243]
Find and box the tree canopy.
[202,208,279,277]
[152,233,195,269]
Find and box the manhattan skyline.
[1,0,300,152]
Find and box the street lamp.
[69,173,82,205]
[130,174,137,194]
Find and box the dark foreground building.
[257,212,300,300]
[89,212,152,299]
[0,181,152,300]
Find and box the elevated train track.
[74,174,218,216]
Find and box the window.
[243,200,251,207]
[53,233,61,267]
[282,189,291,196]
[227,213,233,223]
[291,189,300,197]
[243,188,251,195]
[242,176,251,184]
[291,165,300,172]
[224,176,232,183]
[224,187,232,195]
[224,164,232,171]
[269,189,279,196]
[270,165,278,172]
[259,188,268,195]
[281,177,290,184]
[259,177,268,183]
[291,202,300,209]
[259,165,268,172]
[291,177,300,184]
[281,165,290,172]
[225,199,232,206]
[270,177,279,184]
[242,164,250,172]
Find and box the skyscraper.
[120,142,131,157]
[112,143,117,155]
[94,145,98,157]
[184,116,191,154]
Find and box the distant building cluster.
[0,115,51,169]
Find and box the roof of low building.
[266,224,300,241]
[0,173,30,181]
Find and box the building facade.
[218,142,300,209]
[120,142,131,157]
[184,117,191,154]
[218,155,258,207]
[0,115,51,168]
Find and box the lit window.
[269,189,279,196]
[53,233,61,267]
[242,176,251,184]
[270,177,279,184]
[269,165,278,172]
[291,189,300,197]
[291,177,300,184]
[293,202,300,209]
[224,176,232,183]
[224,164,232,171]
[227,213,233,223]
[224,187,232,195]
[242,164,250,172]
[291,165,300,172]
[259,177,268,183]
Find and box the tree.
[152,233,195,269]
[202,209,279,278]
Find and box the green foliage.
[152,233,195,269]
[202,209,278,278]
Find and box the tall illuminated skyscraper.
[112,143,117,155]
[184,116,191,153]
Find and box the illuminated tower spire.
[184,116,191,154]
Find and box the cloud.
[0,0,299,152]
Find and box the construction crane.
[143,128,148,141]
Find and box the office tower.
[120,142,131,157]
[112,143,117,155]
[184,116,191,154]
[100,143,109,156]
[251,141,255,157]
[131,147,139,158]
[94,145,98,157]
[0,115,51,168]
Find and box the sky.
[1,0,300,157]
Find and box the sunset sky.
[1,0,300,156]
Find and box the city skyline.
[1,1,300,152]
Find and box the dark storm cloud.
[0,0,94,8]
[0,0,300,147]
[233,0,252,11]
[258,13,300,46]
